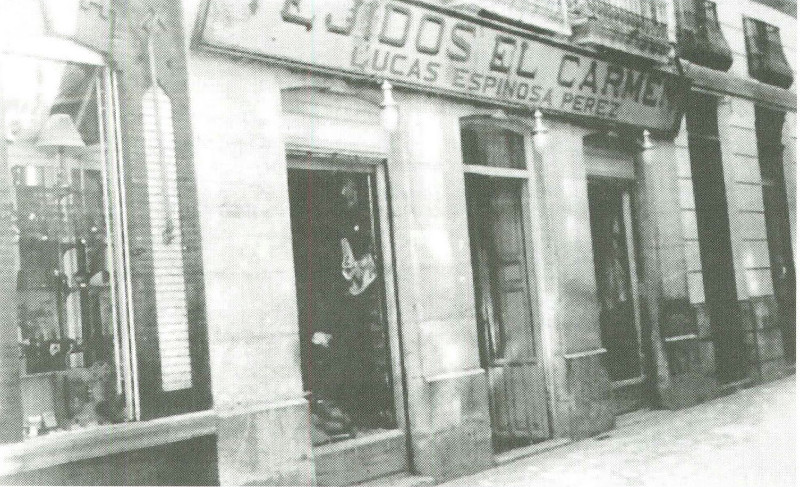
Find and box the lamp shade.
[37,113,85,150]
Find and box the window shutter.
[141,85,193,392]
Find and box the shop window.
[461,125,526,169]
[743,18,794,89]
[3,50,209,440]
[287,163,397,446]
[3,54,129,437]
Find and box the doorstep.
[614,408,670,430]
[358,473,435,486]
[493,437,571,466]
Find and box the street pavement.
[441,376,796,487]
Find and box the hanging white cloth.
[340,237,377,296]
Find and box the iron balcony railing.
[568,0,671,62]
[445,0,571,34]
[570,0,668,37]
[489,0,566,23]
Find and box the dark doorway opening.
[587,178,650,413]
[755,107,795,364]
[686,93,747,384]
[287,167,398,445]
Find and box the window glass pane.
[3,54,128,438]
[461,125,526,169]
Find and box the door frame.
[460,117,554,446]
[285,149,411,475]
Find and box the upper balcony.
[675,0,733,71]
[444,0,672,64]
[567,0,672,63]
[443,0,572,35]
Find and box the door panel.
[466,175,549,452]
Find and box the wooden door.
[466,175,549,453]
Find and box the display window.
[2,52,130,437]
[2,19,211,439]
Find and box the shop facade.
[0,0,794,486]
[182,0,707,484]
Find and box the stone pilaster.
[186,50,313,485]
[634,130,714,409]
[536,120,613,439]
[386,94,493,482]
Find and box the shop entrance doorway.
[465,173,550,453]
[587,179,647,414]
[687,93,747,384]
[461,122,551,453]
[287,157,406,486]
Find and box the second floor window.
[676,0,732,71]
[743,18,794,88]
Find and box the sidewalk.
[441,376,796,487]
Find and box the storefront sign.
[195,0,685,132]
